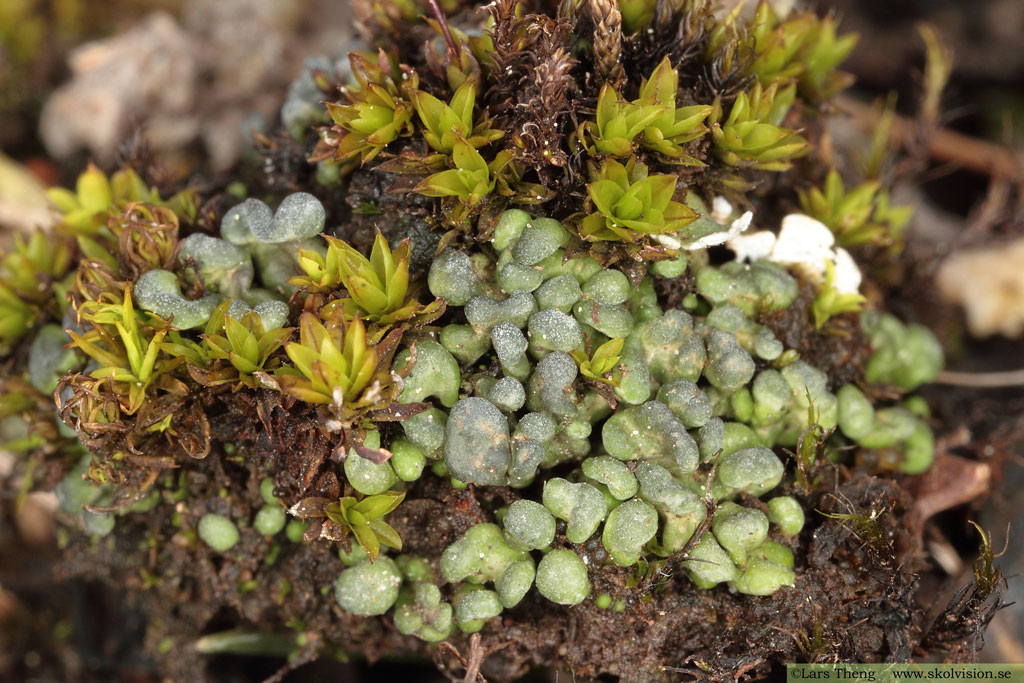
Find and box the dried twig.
[462,633,486,683]
[933,368,1024,388]
[438,633,509,683]
[838,95,1023,182]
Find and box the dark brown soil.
[42,455,968,683]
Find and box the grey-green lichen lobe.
[440,523,527,586]
[255,192,326,243]
[512,218,571,266]
[178,233,254,297]
[656,379,712,429]
[221,198,273,247]
[394,582,454,642]
[837,384,875,441]
[503,499,556,550]
[395,339,461,407]
[535,549,590,605]
[453,586,503,632]
[635,309,706,384]
[574,300,633,338]
[444,398,510,486]
[514,412,557,444]
[684,532,738,588]
[543,478,608,544]
[711,501,769,567]
[713,446,785,498]
[497,558,536,608]
[254,505,287,536]
[198,513,239,552]
[581,456,638,501]
[440,325,491,365]
[582,269,631,305]
[704,329,755,392]
[487,376,526,412]
[751,369,792,427]
[335,557,403,616]
[29,324,77,394]
[863,312,943,391]
[497,260,543,293]
[466,292,536,333]
[697,417,725,462]
[492,321,531,380]
[635,462,705,552]
[766,496,805,537]
[135,269,222,330]
[401,407,447,456]
[429,250,481,306]
[527,308,584,358]
[527,351,579,417]
[695,261,798,315]
[344,450,397,495]
[602,499,659,567]
[491,208,531,251]
[731,542,796,595]
[535,274,582,313]
[390,439,427,482]
[601,401,699,476]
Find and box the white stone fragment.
[769,214,835,277]
[830,248,862,294]
[711,196,733,224]
[725,213,864,296]
[937,237,1024,338]
[683,211,753,250]
[726,230,776,263]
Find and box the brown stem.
[426,0,460,59]
[934,368,1024,388]
[837,95,1023,181]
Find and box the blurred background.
[0,0,1021,680]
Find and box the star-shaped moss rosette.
[798,170,913,248]
[412,135,515,226]
[570,337,623,386]
[636,56,712,164]
[744,0,814,87]
[576,84,666,157]
[710,82,809,172]
[580,158,697,242]
[292,233,444,334]
[795,11,859,102]
[67,288,183,416]
[280,313,382,404]
[316,50,419,164]
[409,81,503,155]
[277,312,410,449]
[705,0,858,103]
[289,487,405,562]
[46,164,196,237]
[0,227,73,349]
[192,303,293,388]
